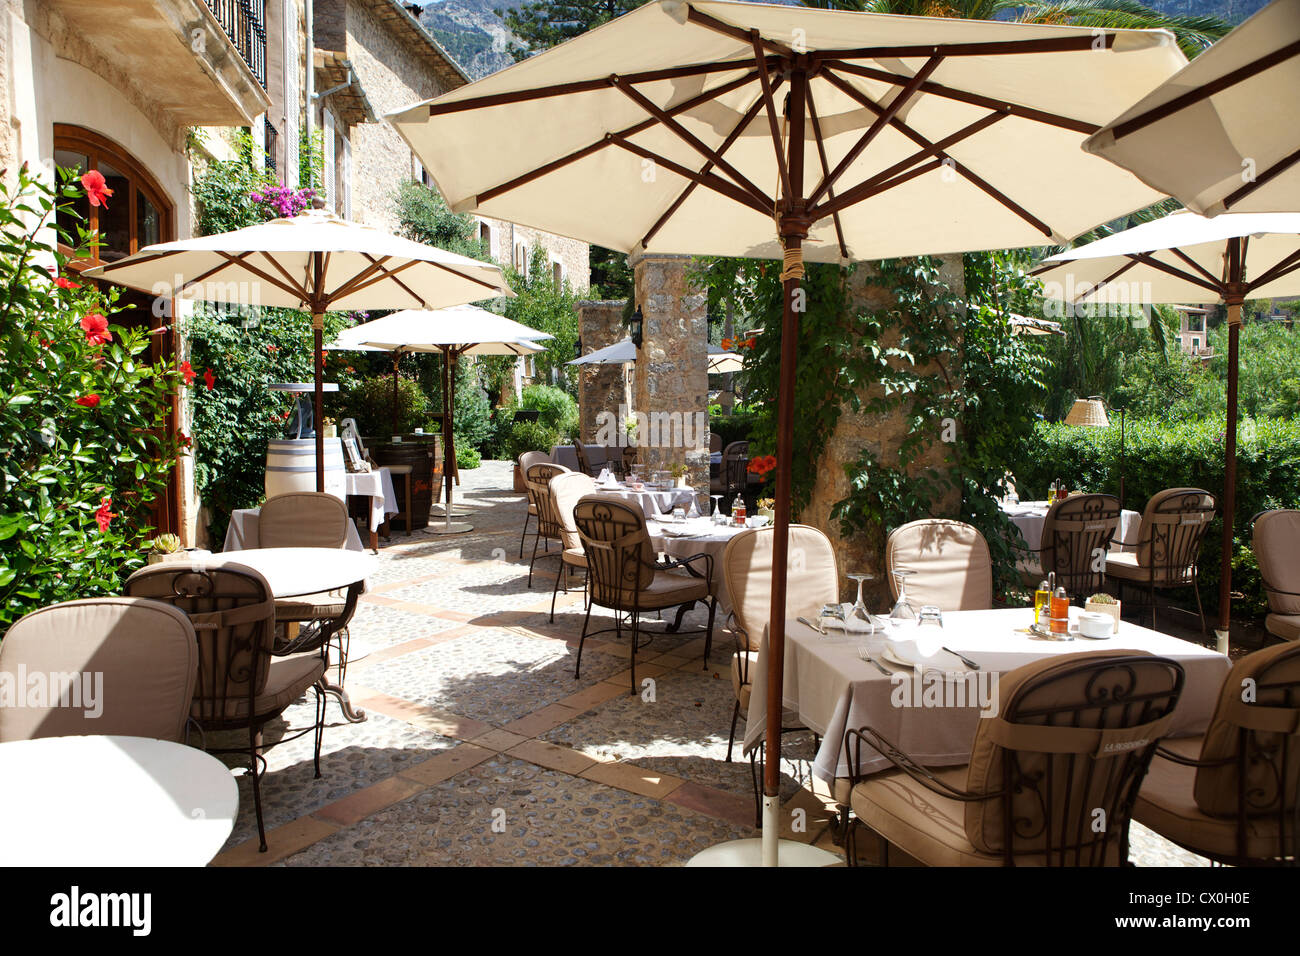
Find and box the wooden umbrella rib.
[612,77,773,211]
[823,60,1098,135]
[609,136,773,217]
[1169,247,1225,287]
[1223,145,1300,211]
[805,89,847,259]
[811,158,944,222]
[1110,39,1300,141]
[212,251,308,301]
[684,5,794,56]
[329,256,392,301]
[751,31,791,204]
[641,80,777,249]
[818,33,1115,61]
[819,70,1052,236]
[476,68,764,205]
[257,251,313,301]
[341,258,425,301]
[1067,258,1139,301]
[1246,247,1300,292]
[424,58,765,116]
[92,248,185,275]
[1126,252,1226,295]
[806,55,943,207]
[357,252,426,305]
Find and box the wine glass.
[889,568,918,629]
[710,494,723,524]
[847,572,879,634]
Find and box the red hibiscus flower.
[266,344,279,353]
[80,313,111,345]
[179,361,196,385]
[203,368,215,391]
[743,337,757,349]
[53,274,80,290]
[177,430,193,449]
[75,394,100,408]
[94,496,115,533]
[80,170,114,208]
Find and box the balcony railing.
[205,0,267,89]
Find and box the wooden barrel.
[265,439,347,501]
[371,436,443,530]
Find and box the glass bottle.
[1033,578,1050,625]
[732,494,746,526]
[1050,585,1070,636]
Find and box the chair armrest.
[1152,744,1234,769]
[658,551,714,584]
[846,725,1005,803]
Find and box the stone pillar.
[629,254,710,489]
[802,256,965,605]
[574,299,629,444]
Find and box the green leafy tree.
[499,0,642,60]
[502,246,580,394]
[393,180,489,261]
[0,166,182,627]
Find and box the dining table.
[593,480,700,517]
[1002,498,1142,554]
[0,735,237,866]
[206,547,376,723]
[646,514,754,615]
[743,606,1231,786]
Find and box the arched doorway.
[53,124,181,536]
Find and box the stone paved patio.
[210,460,1208,867]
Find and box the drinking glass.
[889,569,918,628]
[917,605,943,628]
[847,572,880,634]
[819,603,846,633]
[672,506,686,523]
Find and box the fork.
[857,647,891,676]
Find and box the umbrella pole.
[1216,299,1242,654]
[432,345,471,535]
[314,311,326,493]
[392,353,400,438]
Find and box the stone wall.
[629,254,710,487]
[801,256,966,605]
[480,218,591,294]
[574,300,628,444]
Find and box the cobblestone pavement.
[211,460,1208,867]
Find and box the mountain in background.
[412,0,1269,82]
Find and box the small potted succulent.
[669,462,691,488]
[145,533,184,565]
[1084,592,1121,634]
[756,497,775,521]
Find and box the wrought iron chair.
[1134,641,1300,865]
[1018,493,1121,597]
[517,450,552,558]
[549,471,596,621]
[572,495,717,694]
[722,524,839,826]
[886,519,993,612]
[126,563,326,853]
[525,461,570,587]
[1105,487,1216,633]
[258,492,362,720]
[845,650,1185,866]
[0,597,198,743]
[572,437,600,477]
[710,440,748,509]
[1251,509,1300,643]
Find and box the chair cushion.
[274,589,348,621]
[528,502,537,516]
[201,652,325,722]
[563,547,587,569]
[852,766,1125,866]
[1265,613,1300,641]
[1105,549,1191,585]
[723,526,838,652]
[1134,737,1289,861]
[886,519,993,611]
[259,493,350,549]
[634,569,710,611]
[1255,511,1300,614]
[386,464,413,475]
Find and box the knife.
[796,616,826,635]
[942,646,981,670]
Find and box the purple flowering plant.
[249,185,317,220]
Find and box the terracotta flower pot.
[513,463,526,493]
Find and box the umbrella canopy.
[1084,0,1300,217]
[389,0,1190,867]
[1008,313,1064,336]
[81,203,512,492]
[567,336,742,370]
[335,306,550,534]
[708,343,745,373]
[1033,210,1300,642]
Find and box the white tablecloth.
[647,516,751,614]
[223,508,365,553]
[207,547,375,599]
[550,444,616,471]
[594,483,700,517]
[345,467,399,532]
[0,735,237,866]
[1004,500,1142,553]
[743,607,1230,784]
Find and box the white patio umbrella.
[568,336,743,371]
[708,343,745,374]
[334,306,549,534]
[389,0,1188,867]
[1083,0,1300,217]
[1032,210,1300,650]
[81,201,512,491]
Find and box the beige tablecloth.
[223,508,365,553]
[743,607,1230,784]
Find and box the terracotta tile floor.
[208,460,1207,867]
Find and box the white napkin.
[882,638,968,679]
[597,468,612,484]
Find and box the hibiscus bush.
[0,164,182,630]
